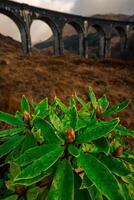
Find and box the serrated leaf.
[0,135,25,158]
[98,95,109,112]
[102,100,130,117]
[0,127,26,137]
[21,95,30,113]
[34,118,64,144]
[35,98,48,118]
[88,87,98,109]
[100,155,132,177]
[93,137,109,154]
[16,144,60,167]
[68,144,80,157]
[14,146,64,181]
[78,153,124,200]
[77,118,119,144]
[0,111,25,127]
[48,160,74,200]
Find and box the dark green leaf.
[34,118,64,144]
[115,125,134,137]
[69,106,78,129]
[93,137,109,154]
[78,153,124,200]
[102,100,130,117]
[0,127,26,137]
[15,168,52,186]
[68,144,80,157]
[16,144,61,167]
[14,146,64,181]
[75,119,87,131]
[121,184,133,200]
[27,187,43,200]
[3,195,18,200]
[74,173,91,200]
[121,157,134,165]
[77,118,119,144]
[100,155,132,176]
[48,160,74,200]
[80,175,93,189]
[88,185,103,200]
[0,111,25,127]
[21,95,30,113]
[0,135,25,158]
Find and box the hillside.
[0,33,134,143]
[35,14,134,58]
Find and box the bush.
[0,88,134,200]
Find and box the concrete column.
[83,36,88,58]
[98,35,105,58]
[104,37,111,58]
[54,31,63,56]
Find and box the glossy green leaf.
[80,175,93,189]
[0,135,25,158]
[100,155,132,176]
[102,100,130,117]
[27,187,43,200]
[35,98,48,118]
[15,168,52,186]
[115,125,134,137]
[121,157,134,165]
[55,97,68,113]
[88,87,98,109]
[15,146,64,181]
[15,111,23,122]
[21,95,30,113]
[78,153,124,200]
[68,144,80,157]
[0,127,26,137]
[48,160,74,200]
[77,118,119,144]
[74,173,91,200]
[88,185,103,200]
[69,106,78,129]
[75,119,87,131]
[16,144,60,167]
[121,184,133,200]
[93,137,109,154]
[34,118,64,144]
[75,95,89,111]
[0,111,25,126]
[3,195,18,200]
[98,95,109,112]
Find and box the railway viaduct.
[0,0,134,58]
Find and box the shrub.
[0,88,133,200]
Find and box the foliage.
[0,88,134,200]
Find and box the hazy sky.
[0,0,134,43]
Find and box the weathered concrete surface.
[0,0,134,58]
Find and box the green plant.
[0,88,133,200]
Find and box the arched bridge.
[0,0,134,58]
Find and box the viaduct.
[0,0,134,58]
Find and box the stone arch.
[111,25,127,58]
[87,23,106,58]
[62,20,84,56]
[30,17,61,55]
[0,8,29,53]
